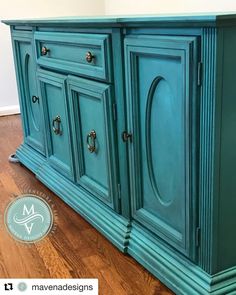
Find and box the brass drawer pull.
[32,95,39,103]
[86,51,95,63]
[41,46,50,56]
[87,130,96,153]
[52,115,62,135]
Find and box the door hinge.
[197,62,203,86]
[112,103,117,121]
[196,227,201,247]
[122,131,132,142]
[117,183,121,200]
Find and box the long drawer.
[34,32,112,82]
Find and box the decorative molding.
[199,27,217,273]
[145,76,169,205]
[37,162,131,252]
[0,104,20,116]
[16,142,131,252]
[129,222,236,295]
[16,143,46,174]
[24,52,39,132]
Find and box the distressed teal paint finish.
[4,12,236,27]
[4,13,236,295]
[34,32,112,82]
[110,28,130,219]
[37,69,75,181]
[11,31,45,155]
[67,76,120,210]
[198,27,218,274]
[216,27,236,272]
[125,35,199,259]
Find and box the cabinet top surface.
[2,12,236,27]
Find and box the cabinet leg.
[8,153,20,163]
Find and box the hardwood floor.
[0,115,174,295]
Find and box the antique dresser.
[3,13,236,294]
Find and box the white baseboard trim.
[0,105,20,116]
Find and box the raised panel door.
[125,35,199,258]
[37,69,74,180]
[67,76,119,210]
[12,32,45,154]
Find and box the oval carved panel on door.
[125,34,198,257]
[24,53,40,131]
[145,76,176,206]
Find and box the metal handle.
[86,130,96,153]
[85,51,95,63]
[52,115,62,135]
[41,46,50,56]
[32,96,39,104]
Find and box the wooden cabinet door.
[37,69,74,180]
[67,76,119,210]
[12,32,45,154]
[125,35,199,258]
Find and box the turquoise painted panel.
[37,69,74,180]
[125,35,199,257]
[12,32,45,155]
[110,28,131,218]
[67,76,119,210]
[34,32,112,82]
[217,27,236,272]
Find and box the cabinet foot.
[8,153,20,163]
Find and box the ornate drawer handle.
[41,46,50,56]
[86,130,96,153]
[52,115,62,135]
[85,51,95,63]
[32,95,39,103]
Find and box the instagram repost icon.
[4,194,53,243]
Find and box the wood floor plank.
[0,171,21,196]
[50,227,93,277]
[35,237,72,278]
[0,115,174,294]
[81,255,115,295]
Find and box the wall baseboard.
[0,105,20,116]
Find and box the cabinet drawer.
[35,32,112,82]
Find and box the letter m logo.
[23,204,35,216]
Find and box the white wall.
[0,0,104,114]
[105,0,236,15]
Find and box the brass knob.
[85,51,95,63]
[41,46,50,56]
[86,130,96,153]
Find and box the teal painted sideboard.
[3,13,236,294]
